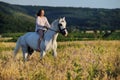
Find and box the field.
[0,41,120,80]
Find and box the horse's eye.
[58,24,62,27]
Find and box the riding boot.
[37,39,41,52]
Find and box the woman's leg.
[37,29,44,51]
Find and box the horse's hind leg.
[24,52,28,61]
[22,46,28,61]
[28,46,34,56]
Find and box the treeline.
[1,31,120,42]
[0,1,120,33]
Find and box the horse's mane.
[51,19,59,27]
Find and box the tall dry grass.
[0,41,120,80]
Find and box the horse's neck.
[44,30,58,42]
[43,19,59,42]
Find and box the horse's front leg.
[40,51,46,60]
[53,48,57,58]
[53,42,57,58]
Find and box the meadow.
[0,40,120,80]
[1,2,120,80]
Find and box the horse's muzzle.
[61,29,68,37]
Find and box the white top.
[35,16,50,31]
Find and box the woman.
[35,9,50,51]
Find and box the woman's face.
[40,10,45,16]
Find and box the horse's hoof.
[36,48,41,52]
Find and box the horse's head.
[57,17,68,36]
[51,17,68,36]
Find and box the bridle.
[48,23,67,34]
[58,23,67,33]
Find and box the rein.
[48,28,59,33]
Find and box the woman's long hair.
[37,9,44,16]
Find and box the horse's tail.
[14,37,21,58]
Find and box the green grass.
[1,31,120,42]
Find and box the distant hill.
[0,1,120,33]
[0,2,35,33]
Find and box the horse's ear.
[63,17,65,20]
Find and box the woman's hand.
[44,26,48,29]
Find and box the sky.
[0,0,120,9]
